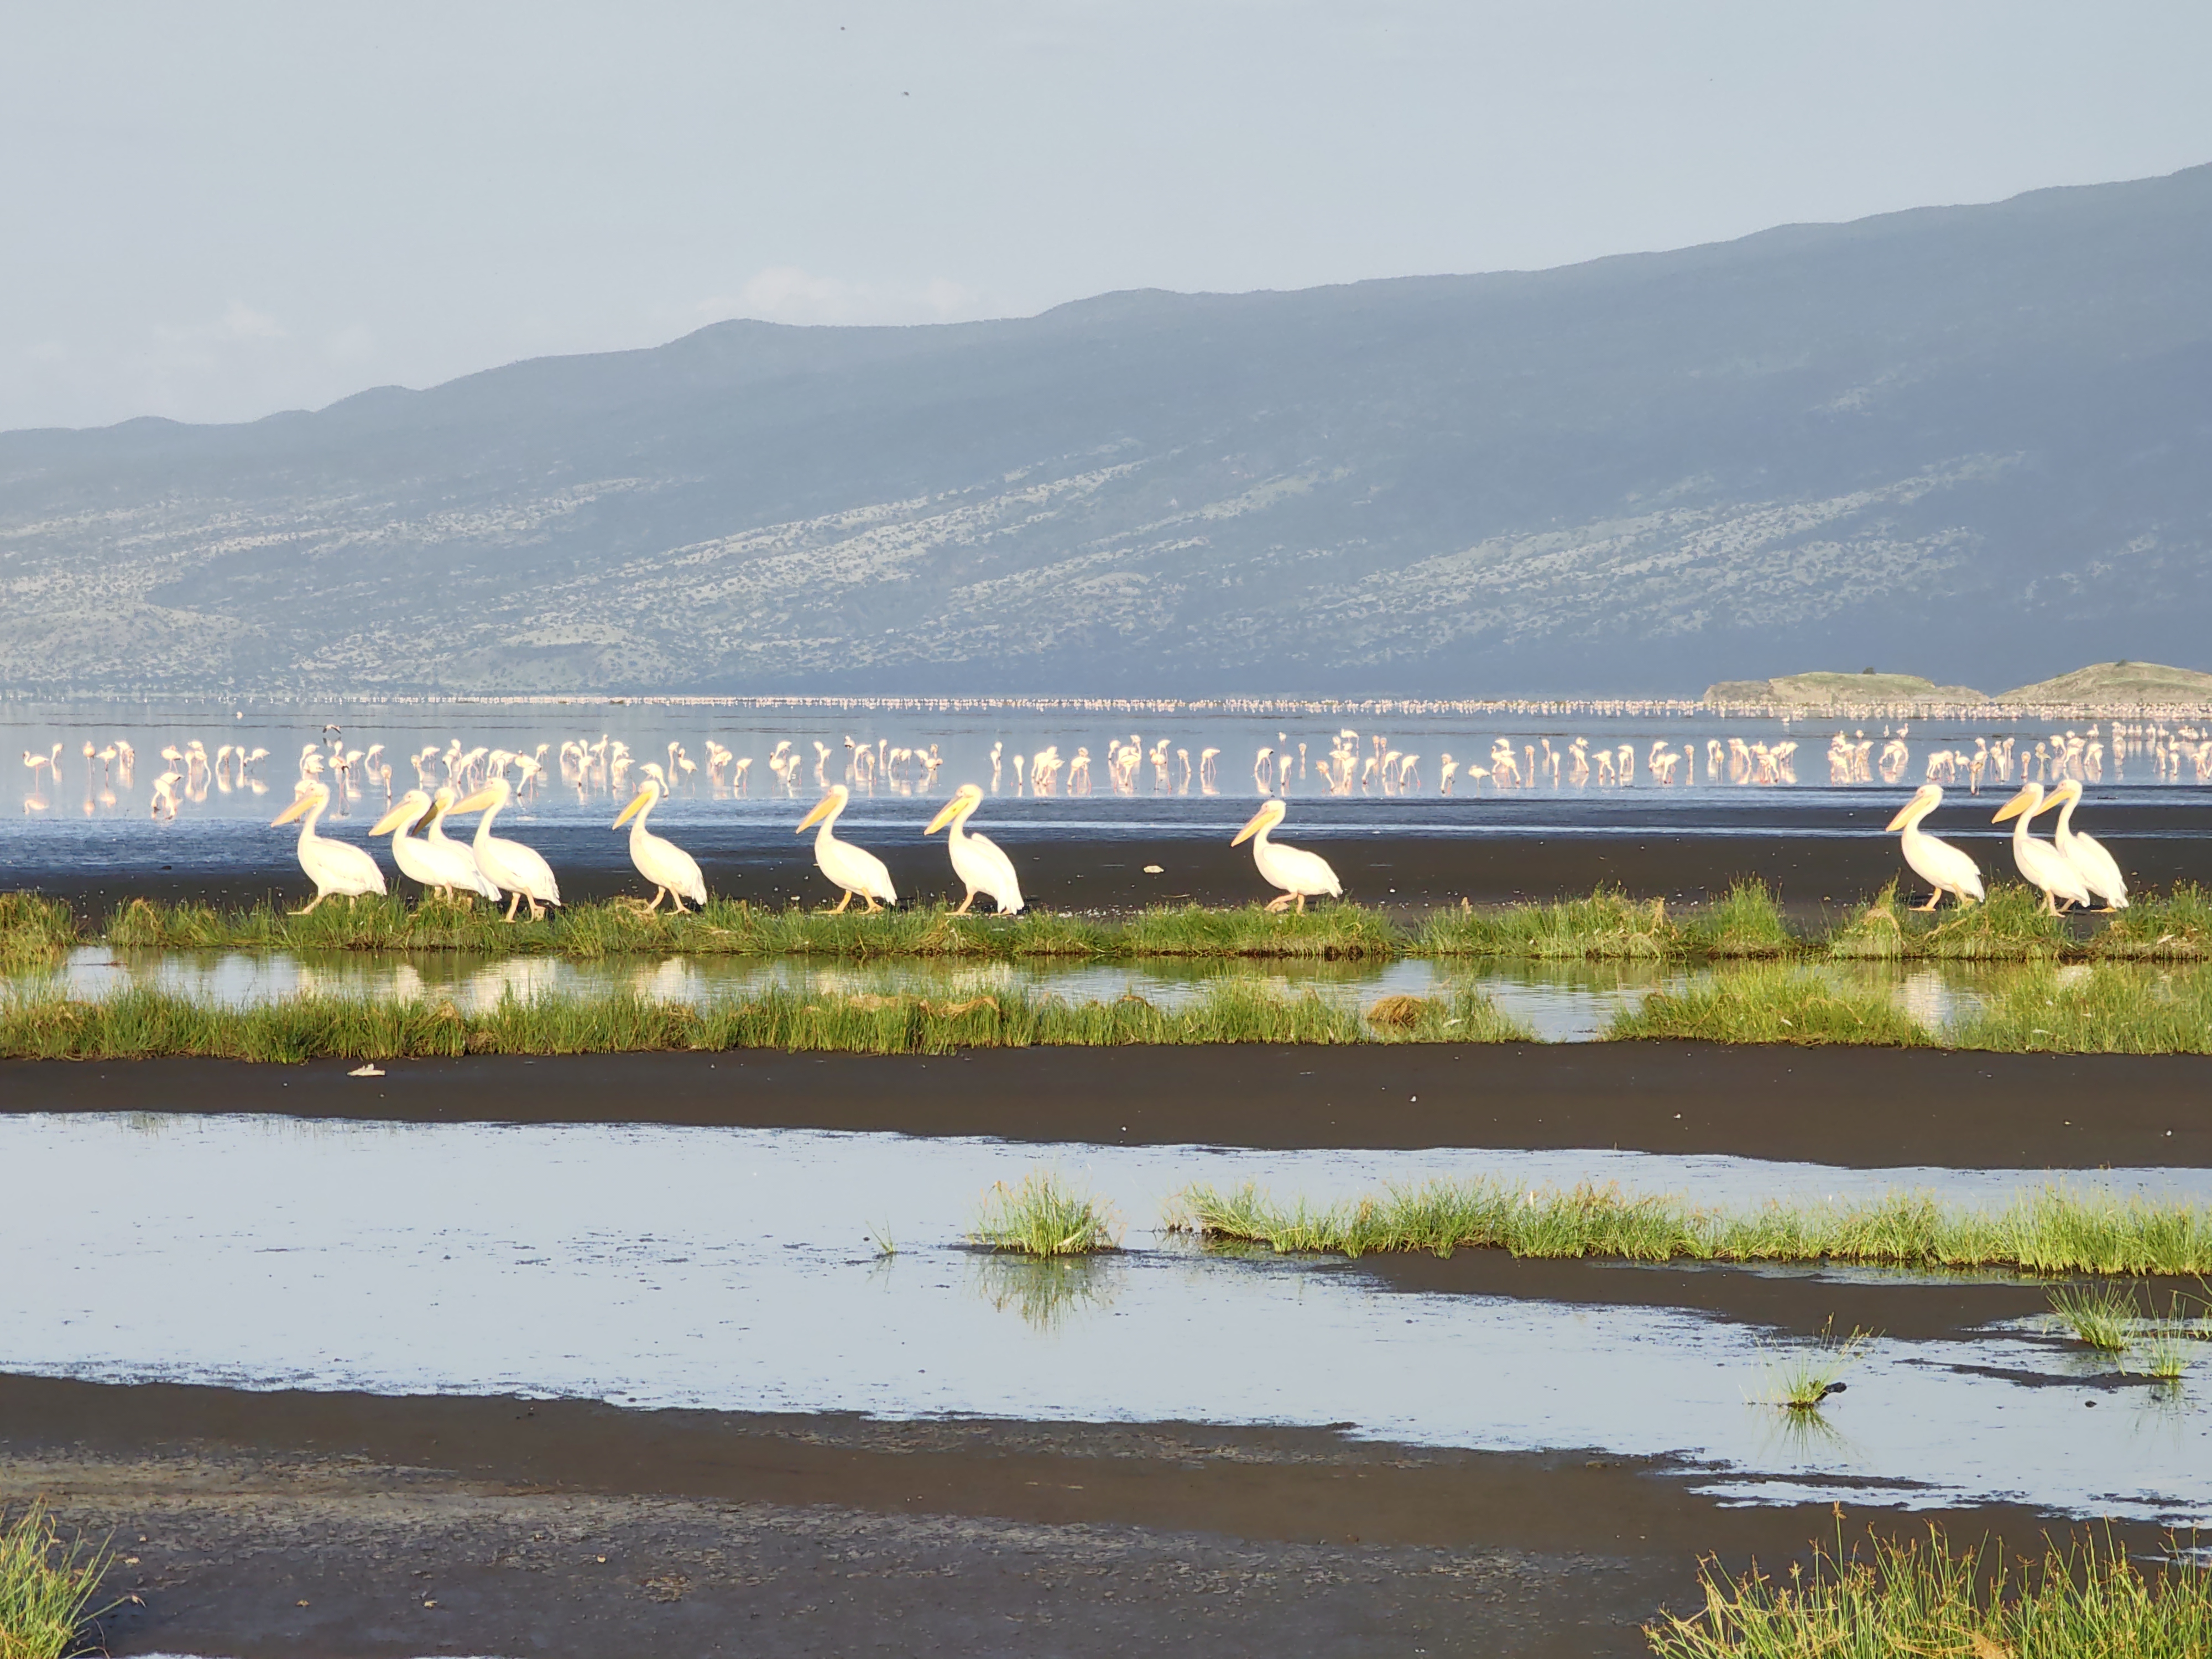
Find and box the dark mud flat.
[12,791,2212,915]
[9,1044,2207,1169]
[2,1372,2122,1659]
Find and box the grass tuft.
[1172,1178,2212,1276]
[1682,880,1798,958]
[0,1502,110,1659]
[1606,965,1934,1046]
[1645,1525,2212,1658]
[970,1172,1119,1257]
[1754,1320,1871,1411]
[0,894,77,968]
[1420,887,1678,959]
[2047,1282,2138,1351]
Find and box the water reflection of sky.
[0,946,2141,1042]
[2,1113,2208,1525]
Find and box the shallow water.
[3,1113,2207,1524]
[0,946,2085,1041]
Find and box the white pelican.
[799,783,896,912]
[924,783,1022,914]
[2045,779,2128,911]
[1992,783,2092,914]
[273,780,387,915]
[613,766,706,912]
[1232,798,1341,912]
[372,789,496,901]
[422,786,502,900]
[1884,784,1983,911]
[450,774,562,921]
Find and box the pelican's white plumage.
[613,767,706,911]
[800,784,896,912]
[422,786,502,901]
[925,784,1022,914]
[372,788,495,900]
[1884,784,1983,911]
[273,781,386,914]
[452,774,562,921]
[1992,782,2093,914]
[2046,779,2128,911]
[1232,797,1340,912]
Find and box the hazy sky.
[6,1,2211,432]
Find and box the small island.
[1706,660,2212,711]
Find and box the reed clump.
[1607,965,1934,1046]
[0,894,77,968]
[1421,888,1678,959]
[1645,1525,2212,1659]
[2096,883,2212,960]
[1680,880,1798,958]
[970,1172,1119,1256]
[0,1502,110,1659]
[0,979,1531,1061]
[1171,1179,2212,1276]
[1755,1320,1870,1411]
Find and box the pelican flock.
[5,706,2185,924]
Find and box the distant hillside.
[7,163,2212,697]
[1996,659,2212,705]
[1704,670,1987,708]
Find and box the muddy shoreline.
[11,804,2212,917]
[5,1043,2204,1168]
[2,1371,2144,1659]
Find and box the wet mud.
[6,1042,2205,1170]
[13,799,2212,917]
[1,1372,2133,1659]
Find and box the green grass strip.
[1606,964,1937,1046]
[0,982,1531,1062]
[8,880,2211,966]
[1645,1524,2212,1658]
[1172,1177,2212,1276]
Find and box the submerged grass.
[1645,1524,2212,1659]
[0,1502,109,1659]
[1171,1178,2212,1276]
[0,979,1530,1061]
[969,1172,1119,1256]
[1606,964,1935,1047]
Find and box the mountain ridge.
[5,164,2212,698]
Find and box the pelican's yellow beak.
[271,793,314,826]
[797,795,837,833]
[612,790,649,829]
[451,787,497,815]
[1230,804,1274,847]
[924,796,963,836]
[1884,798,1919,833]
[1991,786,2037,823]
[369,800,421,835]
